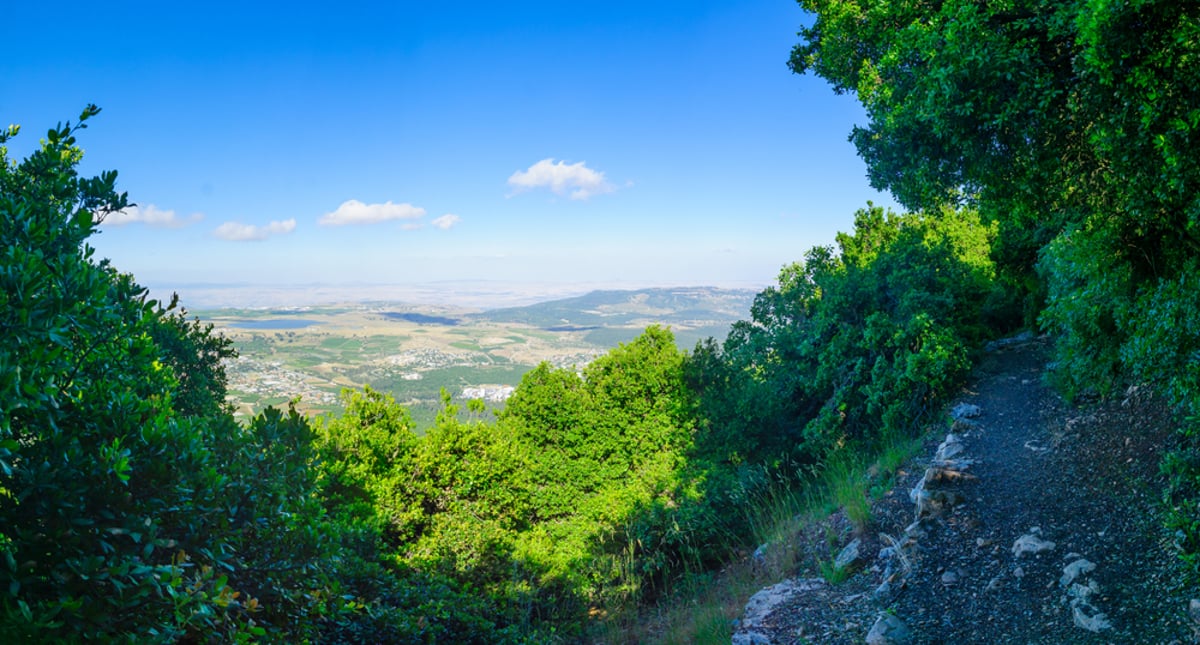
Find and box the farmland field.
[199,287,756,430]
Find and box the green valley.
[200,287,755,427]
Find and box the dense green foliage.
[0,108,330,641]
[15,1,1197,633]
[690,205,996,469]
[314,328,704,632]
[792,0,1200,571]
[0,109,524,643]
[309,203,997,637]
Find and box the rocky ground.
[734,336,1200,644]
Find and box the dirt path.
[735,338,1200,644]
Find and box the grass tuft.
[609,426,931,643]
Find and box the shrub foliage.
[792,0,1200,574]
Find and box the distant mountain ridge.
[473,286,757,329]
[159,281,768,310]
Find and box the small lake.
[228,319,323,330]
[381,312,460,326]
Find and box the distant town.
[205,287,757,424]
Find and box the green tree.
[146,298,236,417]
[789,0,1200,386]
[691,204,994,465]
[0,109,344,641]
[315,386,422,544]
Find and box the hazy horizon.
[150,279,769,311]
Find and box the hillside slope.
[478,285,751,322]
[735,338,1199,643]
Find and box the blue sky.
[3,1,895,303]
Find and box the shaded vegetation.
[793,0,1200,584]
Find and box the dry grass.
[605,430,929,644]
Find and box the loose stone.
[834,538,863,572]
[1012,533,1056,557]
[1059,558,1096,587]
[950,402,982,420]
[866,613,913,645]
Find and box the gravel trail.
[735,338,1200,644]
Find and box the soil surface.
[736,337,1200,644]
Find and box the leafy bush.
[689,204,995,470]
[0,109,383,642]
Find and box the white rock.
[873,579,893,601]
[866,613,913,645]
[835,538,863,572]
[934,434,966,461]
[1071,601,1112,633]
[736,578,825,638]
[731,631,772,645]
[950,402,981,420]
[1012,534,1056,557]
[1060,558,1096,587]
[909,474,928,505]
[1068,582,1095,600]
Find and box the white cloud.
[213,218,297,241]
[507,158,615,200]
[99,204,202,228]
[431,214,461,230]
[319,200,426,226]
